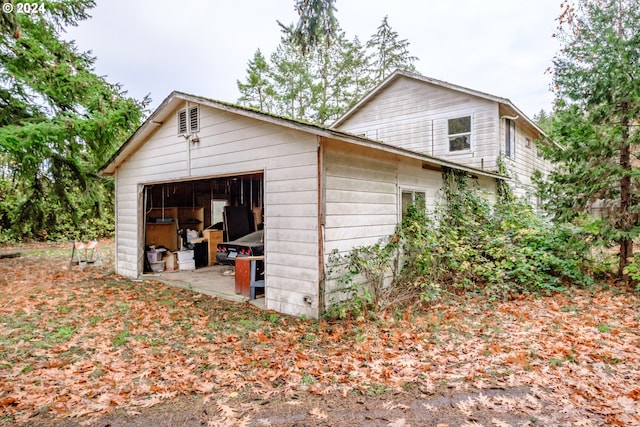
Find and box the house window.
[505,118,516,158]
[525,138,531,149]
[448,116,471,152]
[177,106,199,135]
[401,190,426,221]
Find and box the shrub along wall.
[325,169,595,319]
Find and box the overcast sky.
[63,0,562,119]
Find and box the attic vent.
[177,106,199,135]
[188,106,199,132]
[177,109,187,134]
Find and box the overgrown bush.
[0,177,115,244]
[325,169,595,319]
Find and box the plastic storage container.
[179,260,196,271]
[150,260,165,272]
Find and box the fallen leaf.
[309,407,328,419]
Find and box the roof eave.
[332,69,549,141]
[99,89,508,182]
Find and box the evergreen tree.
[342,36,374,109]
[280,0,338,55]
[269,31,315,120]
[0,0,146,240]
[308,27,371,125]
[533,109,553,134]
[366,16,418,81]
[537,0,640,277]
[238,4,417,125]
[236,49,275,112]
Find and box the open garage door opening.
[142,172,264,274]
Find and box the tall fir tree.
[269,31,315,120]
[0,0,146,240]
[537,0,640,277]
[236,49,275,113]
[280,0,338,55]
[366,16,418,81]
[237,8,419,125]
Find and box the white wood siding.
[397,158,442,214]
[323,142,399,254]
[498,109,553,202]
[115,102,320,318]
[337,78,500,172]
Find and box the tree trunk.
[618,107,633,279]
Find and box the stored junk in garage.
[143,174,263,273]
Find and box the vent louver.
[188,106,199,133]
[177,109,187,134]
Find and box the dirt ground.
[19,385,568,427]
[18,388,540,427]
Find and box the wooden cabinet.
[203,229,223,265]
[145,222,179,251]
[145,207,204,252]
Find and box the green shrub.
[325,169,595,318]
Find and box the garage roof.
[99,91,506,181]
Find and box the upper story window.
[178,106,199,135]
[448,116,471,152]
[505,118,516,158]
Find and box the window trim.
[447,115,472,152]
[400,187,427,223]
[505,118,516,159]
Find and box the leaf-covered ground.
[1,243,639,426]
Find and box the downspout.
[431,119,434,157]
[187,101,192,176]
[317,136,326,316]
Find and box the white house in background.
[99,91,503,318]
[333,69,553,202]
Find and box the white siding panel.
[267,252,317,270]
[325,202,397,216]
[398,158,444,213]
[323,142,399,257]
[267,216,318,230]
[325,214,398,228]
[266,228,317,243]
[266,178,317,193]
[266,190,317,205]
[325,189,396,204]
[266,287,317,318]
[324,224,392,242]
[268,264,318,283]
[338,77,500,171]
[268,240,318,257]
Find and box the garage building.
[99,91,502,318]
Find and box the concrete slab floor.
[141,264,266,311]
